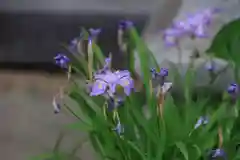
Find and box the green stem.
[234,65,239,84]
[53,131,65,152]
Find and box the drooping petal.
[118,77,134,96]
[90,80,107,96]
[161,82,172,94]
[118,20,133,30]
[194,24,208,38]
[52,96,61,114]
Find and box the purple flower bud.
[210,148,227,159]
[205,61,215,71]
[159,68,168,77]
[150,68,157,78]
[118,20,133,30]
[227,83,238,94]
[54,54,70,68]
[89,28,101,37]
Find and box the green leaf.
[203,103,227,133]
[79,92,101,113]
[28,153,53,160]
[127,141,147,160]
[163,96,185,141]
[129,27,152,105]
[207,18,240,63]
[65,120,93,132]
[175,142,189,160]
[92,42,105,66]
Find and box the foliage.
[31,17,240,160]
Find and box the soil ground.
[0,71,94,160]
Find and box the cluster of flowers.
[163,8,221,46]
[53,15,238,159]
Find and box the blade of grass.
[175,142,189,160]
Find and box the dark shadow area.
[0,12,148,72]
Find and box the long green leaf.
[127,141,147,160]
[175,142,189,160]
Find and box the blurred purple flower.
[158,68,168,77]
[194,24,209,38]
[118,20,133,30]
[90,70,134,96]
[69,33,83,52]
[163,27,185,46]
[54,54,70,68]
[173,8,221,38]
[227,83,238,94]
[89,28,101,37]
[112,121,124,135]
[150,68,169,86]
[210,148,227,159]
[205,60,215,71]
[174,17,209,38]
[150,67,168,78]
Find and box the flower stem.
[67,65,72,81]
[103,101,107,120]
[158,87,164,119]
[176,42,182,66]
[218,126,223,148]
[88,39,93,81]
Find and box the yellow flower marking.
[98,83,103,89]
[123,80,129,86]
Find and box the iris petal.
[90,80,107,96]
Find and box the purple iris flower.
[112,121,124,135]
[174,17,208,38]
[90,70,134,96]
[173,8,221,38]
[89,28,101,38]
[54,54,70,68]
[118,20,133,30]
[210,148,227,159]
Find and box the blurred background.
[0,0,159,159]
